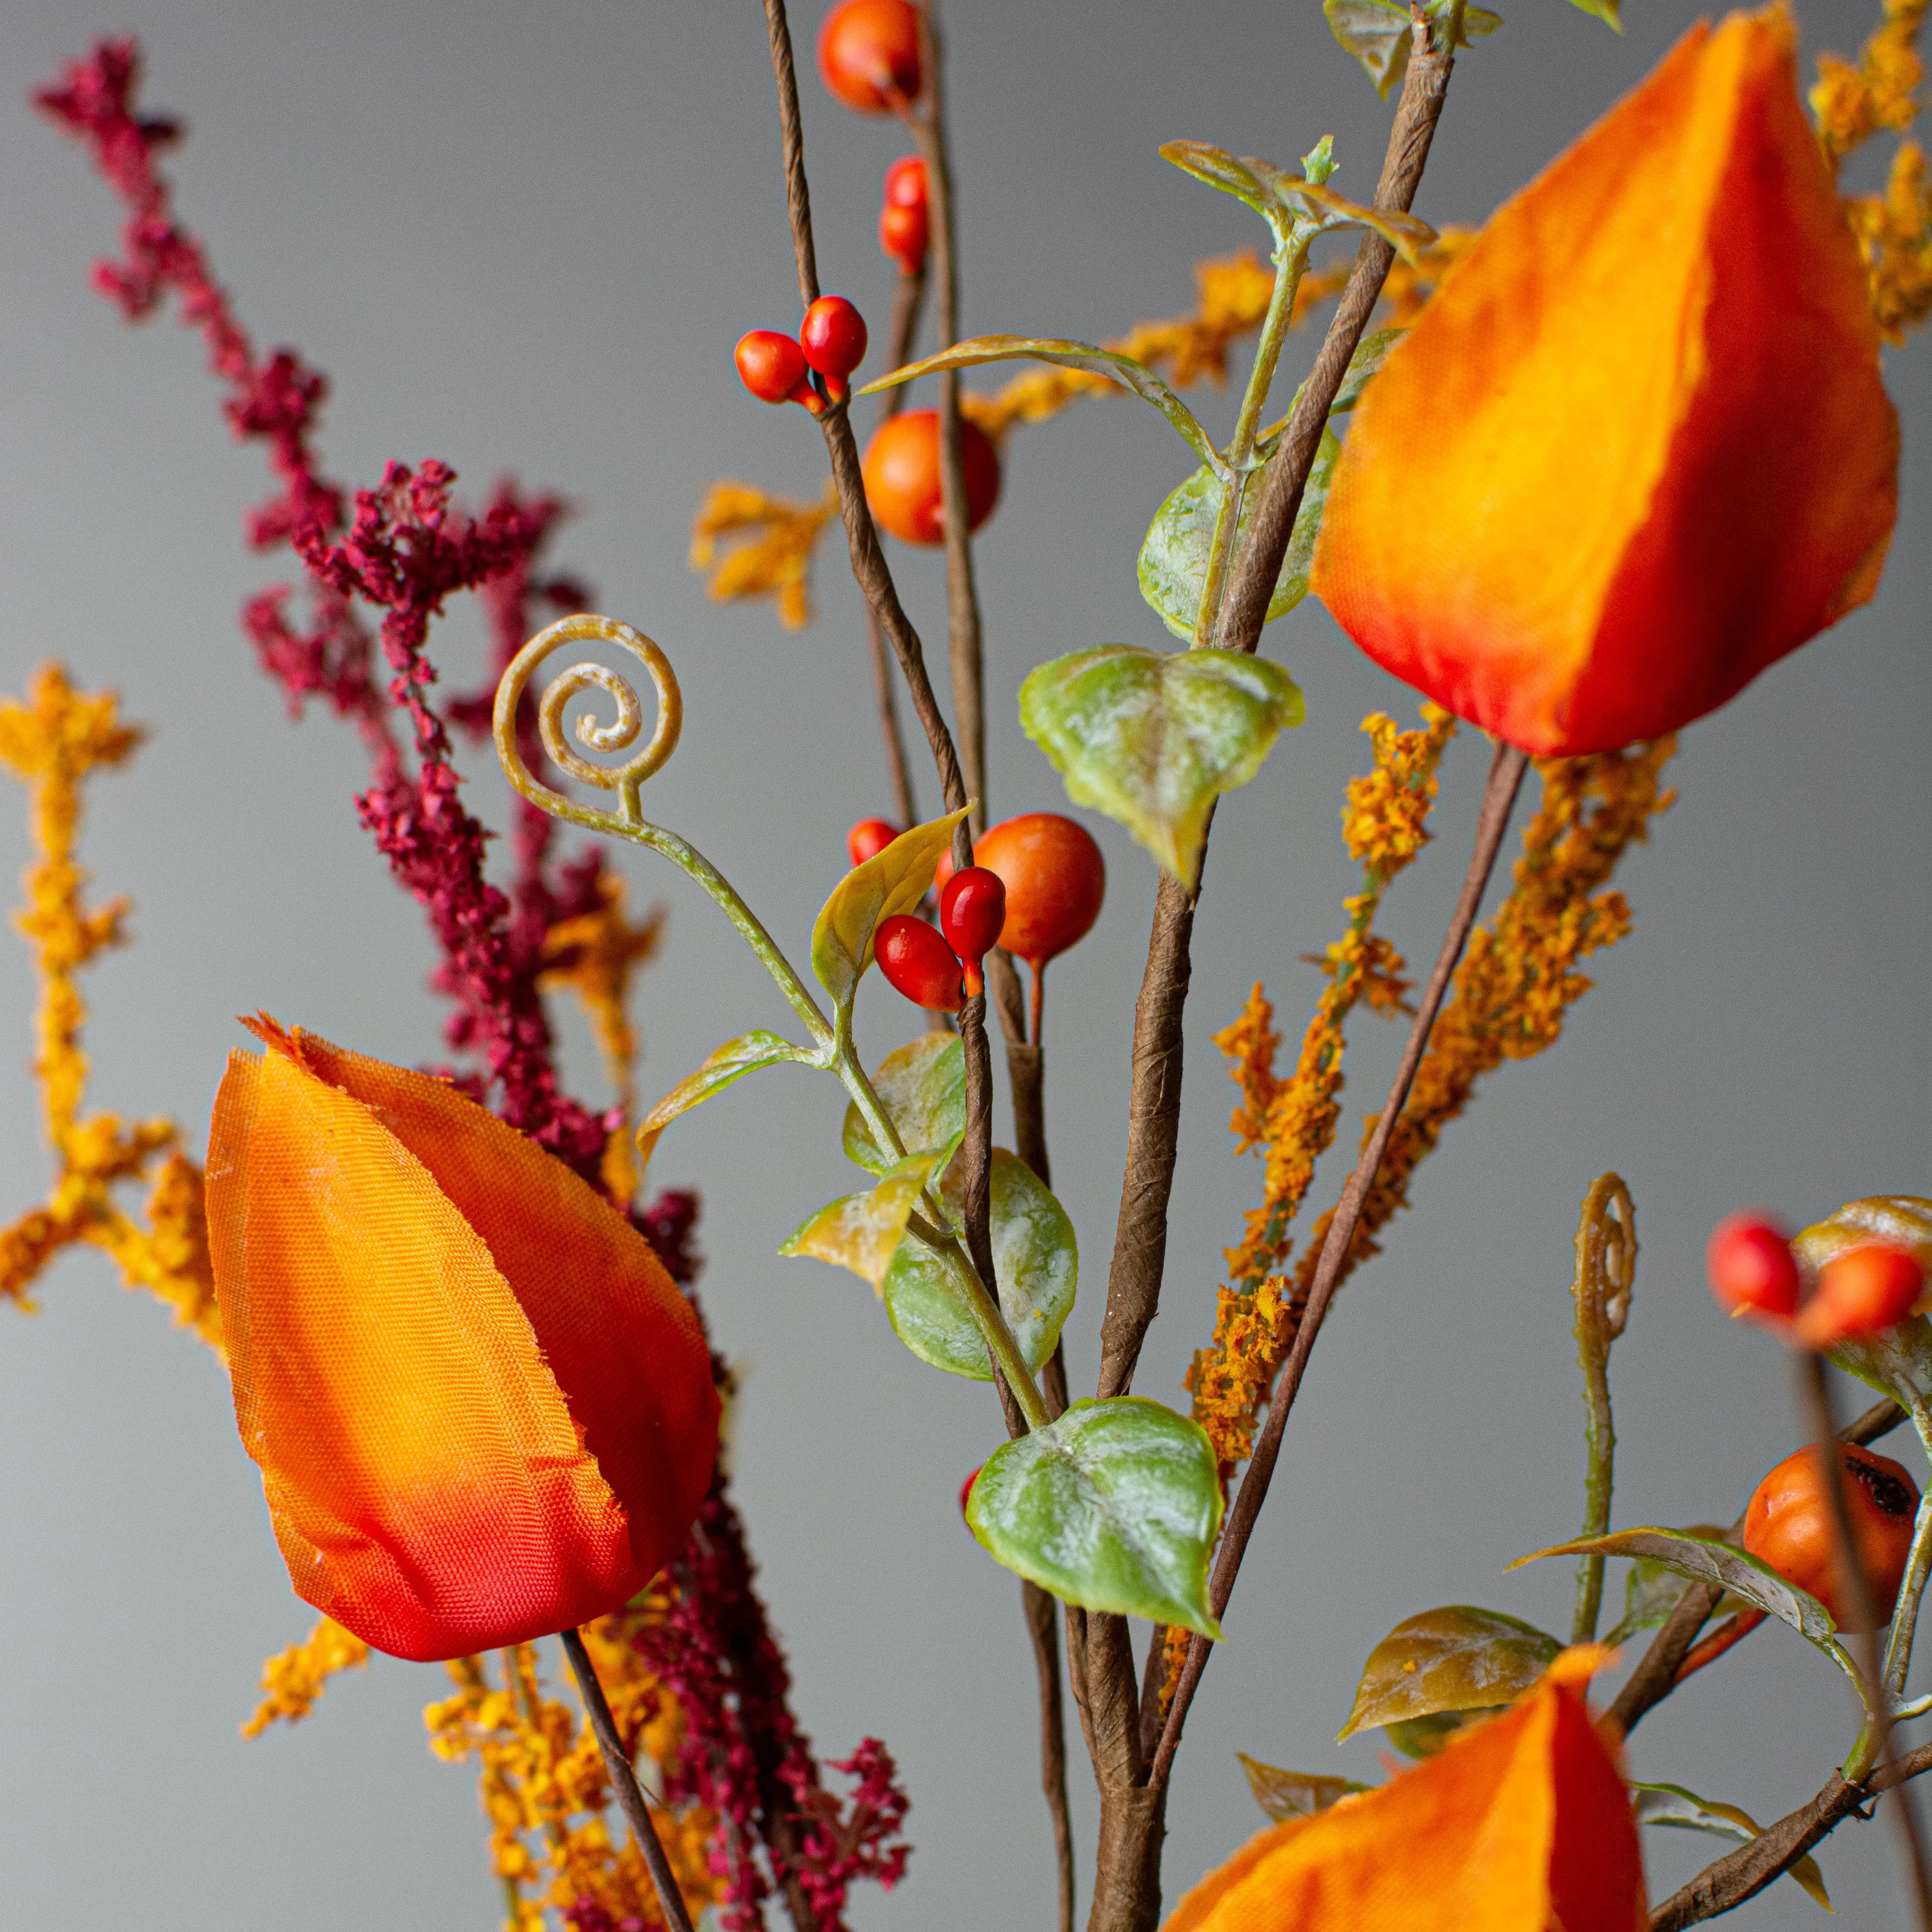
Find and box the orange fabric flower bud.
[205,1018,719,1661]
[1311,7,1898,757]
[1164,1651,1645,1932]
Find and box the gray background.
[0,0,1925,1925]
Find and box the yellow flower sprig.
[425,1615,718,1931]
[1186,707,1457,1485]
[690,479,839,633]
[243,1617,372,1736]
[0,663,216,1341]
[1814,0,1931,340]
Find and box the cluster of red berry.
[736,294,870,417]
[879,154,929,272]
[846,811,1105,1013]
[1706,1212,1925,1348]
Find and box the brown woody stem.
[1795,1351,1932,1927]
[560,1628,697,1932]
[1151,739,1528,1791]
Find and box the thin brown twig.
[1795,1351,1932,1926]
[1024,1576,1078,1932]
[1150,739,1527,1792]
[559,1628,697,1932]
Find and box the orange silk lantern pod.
[1310,7,1898,757]
[205,1017,720,1662]
[1163,1651,1644,1932]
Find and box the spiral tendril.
[494,614,682,829]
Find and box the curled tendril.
[494,614,683,831]
[1571,1171,1637,1644]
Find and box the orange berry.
[847,817,900,868]
[817,0,922,114]
[862,410,1000,546]
[1797,1242,1926,1348]
[1743,1443,1919,1629]
[735,330,811,406]
[971,814,1105,968]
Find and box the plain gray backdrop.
[0,0,1925,1926]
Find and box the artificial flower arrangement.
[3,0,1929,1926]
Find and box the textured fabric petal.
[206,1023,718,1660]
[1310,6,1898,757]
[1163,1660,1644,1932]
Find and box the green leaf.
[842,1032,966,1176]
[1338,1606,1560,1744]
[1562,0,1621,32]
[885,1148,1077,1378]
[966,1396,1225,1637]
[1323,0,1504,95]
[1515,1528,1861,1688]
[1237,1754,1369,1822]
[1159,141,1274,219]
[1137,430,1340,644]
[1633,1784,1830,1910]
[858,337,1223,476]
[634,1030,816,1182]
[810,809,967,1017]
[1019,644,1303,887]
[1600,1529,1732,1647]
[778,1140,955,1291]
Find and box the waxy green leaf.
[1237,1754,1370,1822]
[811,808,967,1016]
[1138,432,1340,643]
[1516,1528,1861,1689]
[1600,1530,1731,1648]
[966,1397,1225,1637]
[859,336,1222,475]
[1019,644,1303,887]
[1338,1605,1560,1745]
[634,1029,816,1182]
[1633,1784,1830,1909]
[779,1140,956,1291]
[842,1031,966,1176]
[885,1148,1077,1378]
[1323,0,1504,97]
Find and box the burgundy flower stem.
[1794,1351,1932,1928]
[561,1628,699,1932]
[1149,739,1528,1794]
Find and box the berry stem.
[1883,1406,1932,1697]
[1796,1351,1932,1923]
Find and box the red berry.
[817,0,922,114]
[940,867,1007,972]
[801,296,869,391]
[847,817,901,868]
[884,154,928,210]
[875,914,963,1011]
[735,330,813,407]
[1798,1243,1926,1348]
[959,1465,982,1520]
[1706,1212,1801,1321]
[972,814,1106,968]
[862,410,1001,546]
[879,199,929,270]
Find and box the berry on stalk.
[880,155,929,270]
[1705,1212,1801,1322]
[1743,1442,1919,1629]
[817,0,922,114]
[735,330,820,412]
[972,813,1106,968]
[862,410,1001,545]
[1796,1242,1926,1348]
[875,914,963,1012]
[847,817,901,868]
[939,866,1007,997]
[800,294,868,402]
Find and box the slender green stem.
[1569,1174,1634,1644]
[1883,1401,1932,1699]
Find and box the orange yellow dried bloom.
[690,479,838,631]
[1847,139,1932,336]
[0,663,217,1340]
[1187,709,1454,1482]
[1165,1651,1644,1932]
[1814,0,1925,163]
[242,1616,371,1737]
[1314,9,1900,757]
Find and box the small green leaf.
[1159,141,1274,218]
[779,1140,955,1291]
[1633,1784,1830,1909]
[885,1148,1077,1377]
[1515,1528,1861,1688]
[1338,1606,1561,1742]
[1138,431,1340,644]
[1019,645,1303,887]
[1562,0,1621,32]
[966,1396,1225,1637]
[1323,0,1504,94]
[634,1030,816,1182]
[859,336,1223,475]
[1600,1530,1731,1647]
[810,809,967,1017]
[842,1031,966,1176]
[1237,1754,1369,1822]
